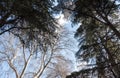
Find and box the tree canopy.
[0,0,58,48]
[64,0,120,78]
[0,0,120,78]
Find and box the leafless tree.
[0,27,76,78]
[0,33,56,78]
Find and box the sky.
[56,14,85,72]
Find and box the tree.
[0,0,58,48]
[0,33,55,78]
[0,26,76,78]
[0,2,61,77]
[73,0,120,38]
[55,0,120,78]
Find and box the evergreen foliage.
[64,0,120,78]
[0,0,58,47]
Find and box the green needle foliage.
[0,0,58,48]
[64,0,120,78]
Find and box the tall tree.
[55,0,120,78]
[0,33,56,78]
[73,0,120,38]
[0,0,58,48]
[67,19,120,78]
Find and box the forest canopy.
[0,0,58,48]
[0,0,120,78]
[65,0,120,78]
